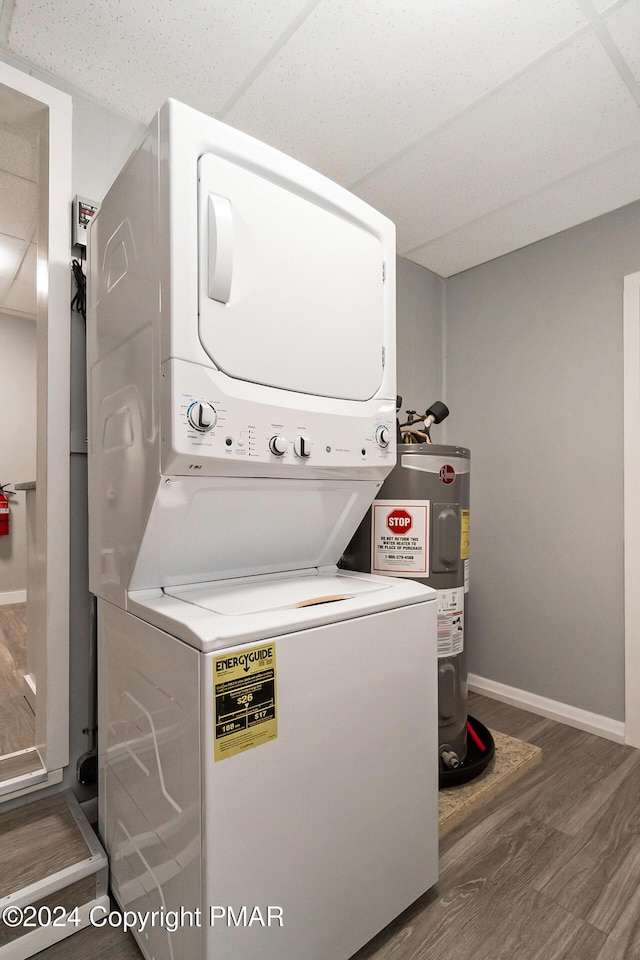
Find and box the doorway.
[0,61,71,801]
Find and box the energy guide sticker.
[213,643,277,762]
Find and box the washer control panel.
[165,361,395,473]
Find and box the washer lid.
[164,571,388,615]
[128,570,435,652]
[198,153,385,400]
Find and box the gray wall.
[396,257,445,415]
[0,312,36,598]
[444,199,640,721]
[67,93,143,797]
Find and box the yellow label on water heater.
[213,643,277,762]
[460,510,470,560]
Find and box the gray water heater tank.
[343,444,470,768]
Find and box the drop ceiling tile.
[0,169,37,239]
[592,0,626,12]
[357,30,640,254]
[8,0,315,123]
[409,141,640,276]
[2,240,36,316]
[602,0,640,85]
[0,122,38,181]
[225,0,588,185]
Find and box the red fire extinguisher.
[0,484,13,537]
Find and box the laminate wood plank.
[355,818,606,960]
[548,740,640,838]
[0,794,91,897]
[594,881,640,959]
[0,602,34,756]
[522,734,638,838]
[30,917,143,960]
[0,692,36,755]
[443,814,595,952]
[355,808,579,960]
[461,888,606,960]
[0,874,97,945]
[0,603,27,672]
[0,748,43,780]
[533,748,640,933]
[441,802,566,880]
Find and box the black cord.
[71,258,86,322]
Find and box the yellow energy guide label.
[213,643,277,762]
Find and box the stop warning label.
[372,500,429,576]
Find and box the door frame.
[624,270,640,747]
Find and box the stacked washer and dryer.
[88,100,439,960]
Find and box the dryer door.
[197,153,385,401]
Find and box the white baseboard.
[468,673,626,744]
[0,589,26,605]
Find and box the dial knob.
[294,436,311,458]
[188,401,217,432]
[269,435,289,456]
[375,424,390,448]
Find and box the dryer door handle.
[207,194,233,303]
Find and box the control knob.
[269,435,289,456]
[294,436,311,458]
[188,401,217,432]
[375,424,390,448]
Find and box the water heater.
[343,444,470,769]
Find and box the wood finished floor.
[32,694,640,960]
[0,602,34,755]
[0,793,91,898]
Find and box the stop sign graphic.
[387,508,413,535]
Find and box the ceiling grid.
[1,0,639,279]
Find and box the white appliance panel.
[129,477,380,591]
[99,594,438,960]
[203,600,439,959]
[163,358,395,479]
[198,152,385,401]
[98,601,203,960]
